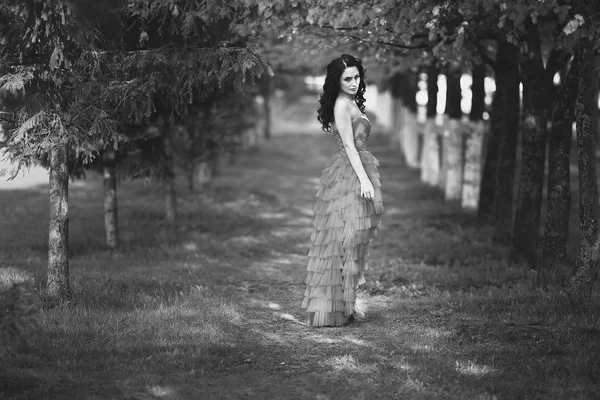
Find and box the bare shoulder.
[334,98,352,119]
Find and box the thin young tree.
[0,0,123,301]
[540,53,578,285]
[0,0,272,300]
[511,15,557,268]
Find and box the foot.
[347,310,366,323]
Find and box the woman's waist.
[335,141,369,152]
[337,148,371,157]
[338,146,370,152]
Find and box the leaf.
[563,14,584,36]
[0,72,32,94]
[453,24,465,52]
[49,45,63,70]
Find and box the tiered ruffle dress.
[301,114,384,327]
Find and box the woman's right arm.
[334,101,375,199]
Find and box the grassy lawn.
[1,130,599,400]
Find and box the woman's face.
[339,66,360,97]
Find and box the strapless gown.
[301,114,384,327]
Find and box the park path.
[208,130,410,322]
[189,129,499,400]
[2,103,598,400]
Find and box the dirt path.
[191,133,509,400]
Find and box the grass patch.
[0,131,599,399]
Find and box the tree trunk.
[478,64,504,221]
[568,38,600,307]
[540,55,578,285]
[470,63,486,121]
[402,73,420,169]
[462,64,486,209]
[462,121,485,210]
[262,77,272,140]
[443,66,464,201]
[421,64,440,185]
[511,19,551,268]
[47,142,70,301]
[103,147,119,250]
[163,118,177,223]
[390,73,410,163]
[494,42,521,236]
[391,95,404,150]
[592,81,599,142]
[390,73,404,151]
[187,161,194,193]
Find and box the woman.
[301,54,384,327]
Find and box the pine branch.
[0,111,14,123]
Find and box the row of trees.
[2,0,599,308]
[247,0,600,307]
[0,0,272,302]
[382,1,600,307]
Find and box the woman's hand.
[360,179,375,201]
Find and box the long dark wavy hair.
[317,54,367,132]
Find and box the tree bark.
[47,142,70,301]
[103,147,119,250]
[462,121,485,210]
[261,76,272,140]
[401,72,420,169]
[421,64,440,185]
[390,73,405,152]
[568,38,600,307]
[391,95,404,150]
[540,55,578,285]
[494,41,520,236]
[462,63,487,210]
[478,63,504,221]
[443,66,464,201]
[163,118,177,223]
[470,63,486,121]
[511,19,551,268]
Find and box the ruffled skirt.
[301,150,383,327]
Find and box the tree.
[493,40,520,237]
[442,64,464,201]
[0,0,272,300]
[565,0,600,306]
[0,0,124,301]
[102,0,272,222]
[511,16,553,268]
[540,52,578,285]
[171,93,257,192]
[461,62,486,210]
[420,63,440,185]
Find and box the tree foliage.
[0,0,273,178]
